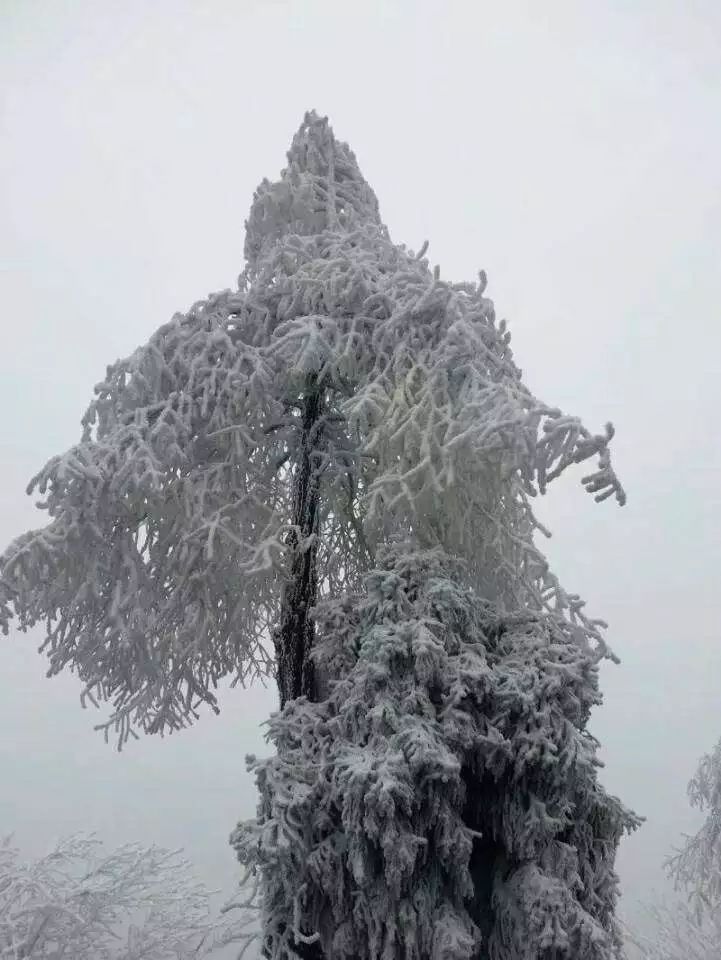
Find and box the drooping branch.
[234,544,641,960]
[0,110,629,744]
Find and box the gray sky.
[1,0,720,933]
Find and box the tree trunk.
[463,768,505,958]
[274,381,324,708]
[268,379,326,956]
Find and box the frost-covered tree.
[0,112,638,957]
[668,739,721,916]
[624,739,721,960]
[0,834,212,959]
[622,728,721,960]
[625,896,721,960]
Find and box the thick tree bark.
[268,379,326,956]
[274,382,324,709]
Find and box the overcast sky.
[1,0,720,939]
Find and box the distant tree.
[0,112,638,957]
[625,896,720,960]
[669,739,721,915]
[625,741,721,960]
[0,834,212,960]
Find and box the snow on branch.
[0,110,626,742]
[234,543,640,960]
[0,834,214,960]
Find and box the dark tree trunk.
[274,381,324,709]
[463,769,506,959]
[269,379,327,959]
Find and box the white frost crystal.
[233,544,639,959]
[0,111,636,957]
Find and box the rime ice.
[0,111,636,958]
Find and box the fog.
[2,0,720,942]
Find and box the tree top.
[0,112,626,746]
[244,111,384,271]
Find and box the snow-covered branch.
[0,834,214,960]
[233,543,640,960]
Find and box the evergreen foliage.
[233,543,639,959]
